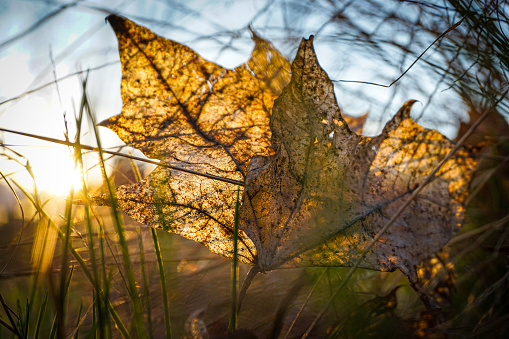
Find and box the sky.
[0,0,477,199]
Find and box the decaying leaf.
[240,36,478,274]
[416,248,455,305]
[100,16,478,284]
[341,112,367,135]
[101,15,293,263]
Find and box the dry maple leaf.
[100,15,291,264]
[240,37,478,275]
[99,16,478,283]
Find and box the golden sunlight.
[23,145,83,196]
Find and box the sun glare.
[26,146,83,196]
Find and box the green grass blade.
[23,299,30,339]
[34,293,48,339]
[151,228,171,339]
[91,291,97,339]
[128,155,142,182]
[228,188,241,332]
[12,179,127,338]
[49,315,57,339]
[55,266,75,337]
[84,204,108,339]
[74,107,109,339]
[86,95,146,338]
[73,301,83,339]
[58,187,75,332]
[107,301,130,339]
[10,180,96,284]
[97,216,112,339]
[137,228,153,337]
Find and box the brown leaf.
[101,17,478,278]
[342,112,368,135]
[101,15,289,263]
[240,37,478,272]
[416,247,455,306]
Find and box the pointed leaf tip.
[106,14,124,28]
[382,100,420,133]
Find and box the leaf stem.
[237,266,259,315]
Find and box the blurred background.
[0,0,508,338]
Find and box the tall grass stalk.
[228,188,240,332]
[33,292,48,339]
[145,154,174,337]
[97,211,112,337]
[85,88,146,337]
[107,297,130,339]
[57,187,75,337]
[90,291,98,337]
[21,298,30,339]
[75,78,111,339]
[130,155,154,336]
[151,228,171,338]
[84,201,110,338]
[137,228,153,337]
[73,301,83,339]
[51,265,74,337]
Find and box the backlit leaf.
[240,37,477,272]
[99,16,478,282]
[100,15,290,263]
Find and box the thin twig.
[0,62,118,108]
[0,127,244,187]
[333,18,464,87]
[0,1,81,51]
[283,269,326,339]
